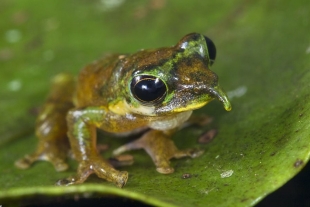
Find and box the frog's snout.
[211,86,232,111]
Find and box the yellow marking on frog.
[124,100,155,116]
[109,100,156,116]
[108,100,130,115]
[172,102,207,113]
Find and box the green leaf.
[1,0,309,206]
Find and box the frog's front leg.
[57,107,128,188]
[113,130,204,174]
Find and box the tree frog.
[15,33,231,188]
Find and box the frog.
[15,33,231,188]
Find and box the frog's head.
[123,33,231,116]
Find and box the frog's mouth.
[170,85,232,114]
[211,86,232,111]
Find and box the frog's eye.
[130,75,167,105]
[204,36,216,66]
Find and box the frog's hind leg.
[113,129,204,174]
[15,74,76,172]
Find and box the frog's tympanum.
[15,33,231,188]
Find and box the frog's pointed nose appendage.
[211,86,232,111]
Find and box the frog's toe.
[15,151,69,172]
[112,141,142,156]
[52,159,69,172]
[109,154,134,168]
[112,145,129,156]
[38,155,68,172]
[156,166,174,174]
[174,148,204,159]
[153,156,175,174]
[92,159,129,188]
[56,158,128,187]
[189,149,204,158]
[55,177,75,186]
[15,155,35,169]
[154,149,203,174]
[105,170,128,188]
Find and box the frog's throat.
[211,86,232,111]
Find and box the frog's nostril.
[193,87,200,94]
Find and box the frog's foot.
[113,130,204,174]
[15,143,69,172]
[55,156,128,188]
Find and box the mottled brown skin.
[15,33,231,187]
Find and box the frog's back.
[75,54,123,108]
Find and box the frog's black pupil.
[203,36,216,65]
[131,75,166,104]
